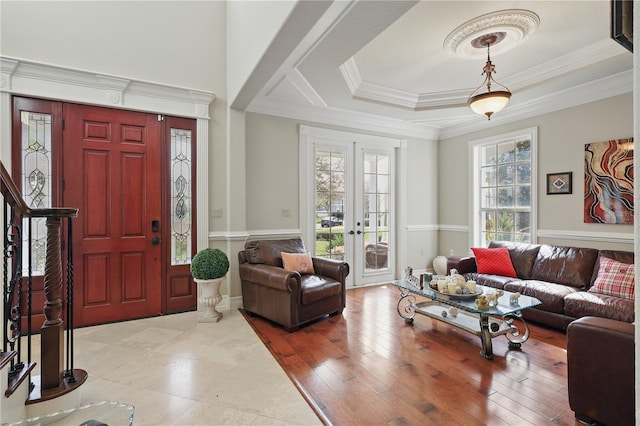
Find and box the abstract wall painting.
[584,138,634,224]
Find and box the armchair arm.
[567,316,635,425]
[312,257,350,282]
[447,256,477,275]
[238,263,301,292]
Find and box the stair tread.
[26,369,88,404]
[5,361,36,398]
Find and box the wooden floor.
[242,284,582,426]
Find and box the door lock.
[151,236,160,245]
[151,220,160,232]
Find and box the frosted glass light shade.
[468,91,511,119]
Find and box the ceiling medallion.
[443,9,540,59]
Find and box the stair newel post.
[40,216,64,390]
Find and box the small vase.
[432,255,447,276]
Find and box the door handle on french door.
[356,230,362,235]
[349,230,355,235]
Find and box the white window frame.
[469,127,538,247]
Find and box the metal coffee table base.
[396,290,531,360]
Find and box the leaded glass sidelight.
[170,128,193,265]
[21,111,52,275]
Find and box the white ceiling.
[244,1,634,140]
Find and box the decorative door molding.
[0,56,215,250]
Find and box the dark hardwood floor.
[242,284,581,426]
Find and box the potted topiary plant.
[191,248,229,323]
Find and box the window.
[471,128,537,247]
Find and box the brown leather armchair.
[567,316,635,425]
[238,238,349,331]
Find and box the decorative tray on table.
[431,287,483,300]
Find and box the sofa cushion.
[530,245,598,289]
[244,238,306,266]
[489,241,541,279]
[282,252,315,274]
[300,275,342,305]
[504,280,578,314]
[471,247,517,278]
[564,291,634,323]
[465,273,517,290]
[588,256,634,300]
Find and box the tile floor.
[32,310,321,425]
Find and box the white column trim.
[196,118,210,251]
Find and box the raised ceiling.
[244,1,633,140]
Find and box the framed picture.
[612,0,633,52]
[547,172,572,195]
[584,138,634,224]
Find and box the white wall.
[439,93,634,255]
[226,0,296,105]
[1,1,223,91]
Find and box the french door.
[304,127,399,287]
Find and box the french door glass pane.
[21,111,52,275]
[315,151,345,261]
[363,153,389,272]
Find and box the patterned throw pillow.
[589,256,634,300]
[281,252,315,274]
[471,247,518,278]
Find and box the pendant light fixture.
[467,33,512,120]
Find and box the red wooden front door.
[63,104,162,326]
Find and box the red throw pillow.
[471,247,517,278]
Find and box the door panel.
[162,116,198,313]
[64,103,162,326]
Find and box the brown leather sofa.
[447,241,634,330]
[567,316,635,425]
[238,238,349,331]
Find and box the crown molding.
[0,56,215,119]
[340,39,629,114]
[247,97,440,140]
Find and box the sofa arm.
[239,263,301,292]
[312,257,350,283]
[447,256,477,275]
[567,316,635,425]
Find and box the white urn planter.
[190,247,229,324]
[195,277,224,323]
[432,255,448,276]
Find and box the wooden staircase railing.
[1,161,86,408]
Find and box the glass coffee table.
[392,278,541,360]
